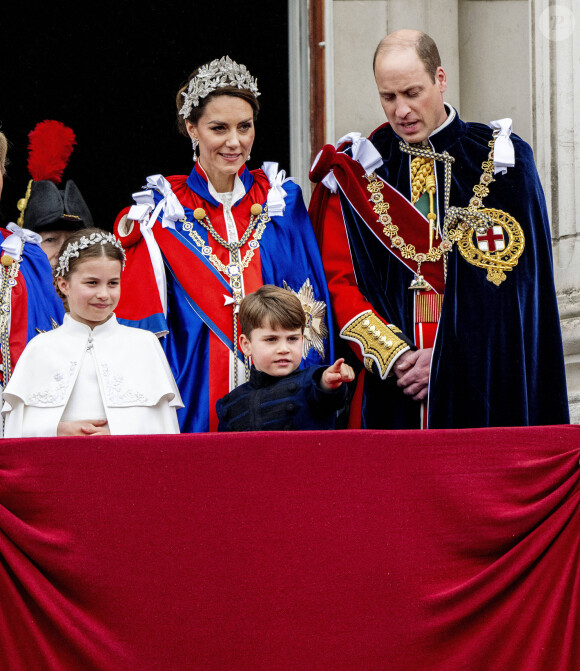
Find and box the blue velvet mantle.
[334,113,569,428]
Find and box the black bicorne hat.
[21,179,94,233]
[16,120,94,233]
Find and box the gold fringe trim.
[415,292,443,324]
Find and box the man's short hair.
[0,132,8,176]
[239,285,306,337]
[373,31,441,83]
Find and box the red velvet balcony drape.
[0,426,578,670]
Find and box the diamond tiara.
[55,231,126,277]
[179,56,260,119]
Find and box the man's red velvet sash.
[310,144,445,294]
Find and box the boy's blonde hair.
[239,285,305,337]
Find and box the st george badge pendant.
[409,273,432,291]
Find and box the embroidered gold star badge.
[284,278,328,360]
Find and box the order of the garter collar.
[179,56,260,119]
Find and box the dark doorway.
[0,3,290,230]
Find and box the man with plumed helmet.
[0,124,67,412]
[16,120,93,267]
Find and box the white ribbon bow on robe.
[489,119,515,175]
[317,132,383,193]
[0,223,42,340]
[1,223,42,258]
[261,162,294,216]
[126,175,185,318]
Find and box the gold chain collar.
[0,247,23,390]
[364,138,499,289]
[180,203,270,387]
[181,204,270,289]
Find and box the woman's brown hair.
[175,64,260,137]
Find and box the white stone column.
[385,0,460,109]
[289,0,310,191]
[531,0,580,422]
[332,1,388,140]
[331,0,461,139]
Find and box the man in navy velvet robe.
[308,29,569,429]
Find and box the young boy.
[216,285,355,431]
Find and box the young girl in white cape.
[2,228,183,437]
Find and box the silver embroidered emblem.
[284,278,328,360]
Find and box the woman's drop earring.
[192,136,199,162]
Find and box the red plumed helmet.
[26,120,76,184]
[17,120,93,232]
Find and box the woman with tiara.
[114,56,334,432]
